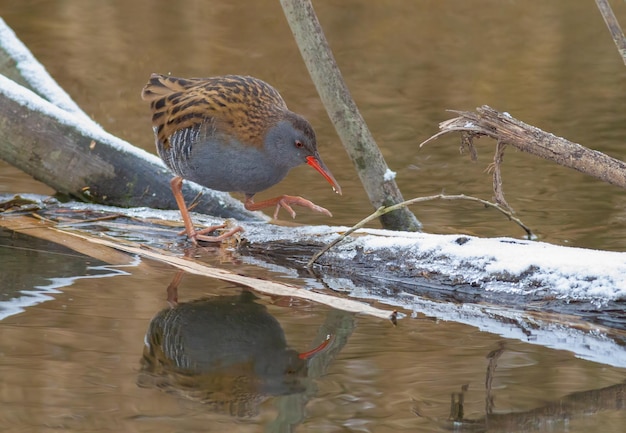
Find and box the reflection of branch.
[442,359,626,432]
[483,381,626,432]
[446,343,506,426]
[449,384,470,422]
[485,342,506,417]
[268,310,356,432]
[443,347,626,432]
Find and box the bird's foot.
[169,176,244,246]
[245,194,332,220]
[177,222,244,244]
[273,196,333,219]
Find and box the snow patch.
[383,168,396,181]
[0,72,166,167]
[0,18,95,125]
[345,230,626,302]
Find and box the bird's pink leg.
[244,194,333,219]
[166,269,185,306]
[170,177,243,244]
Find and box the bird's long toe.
[275,201,296,219]
[278,196,332,219]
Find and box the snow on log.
[0,17,95,125]
[2,196,626,367]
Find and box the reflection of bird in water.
[138,290,329,417]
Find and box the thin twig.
[307,194,533,267]
[492,140,510,210]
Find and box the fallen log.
[0,18,261,221]
[2,197,626,369]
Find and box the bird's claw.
[179,223,244,244]
[274,201,296,219]
[274,197,332,219]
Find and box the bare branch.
[595,0,626,66]
[308,193,532,267]
[492,140,510,210]
[420,106,626,190]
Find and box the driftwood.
[280,0,421,232]
[0,18,260,222]
[421,105,626,208]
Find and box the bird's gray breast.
[158,124,290,195]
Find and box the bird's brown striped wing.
[141,74,288,150]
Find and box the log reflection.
[480,381,626,432]
[446,342,626,432]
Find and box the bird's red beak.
[306,155,342,195]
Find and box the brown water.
[2,1,626,432]
[2,227,626,433]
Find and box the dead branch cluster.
[420,105,626,213]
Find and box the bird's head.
[265,111,342,196]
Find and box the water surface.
[2,1,626,432]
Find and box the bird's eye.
[295,140,304,148]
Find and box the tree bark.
[279,0,421,232]
[595,0,626,66]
